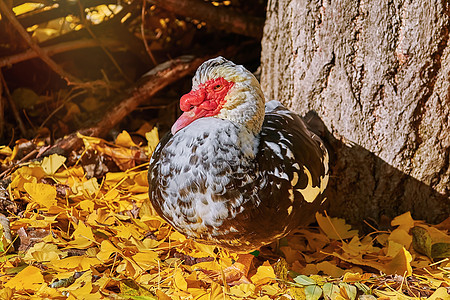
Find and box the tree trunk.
[261,0,449,226]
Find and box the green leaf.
[431,243,450,259]
[322,283,340,299]
[411,226,432,258]
[339,283,357,300]
[359,296,377,300]
[305,285,322,300]
[294,275,316,286]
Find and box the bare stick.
[0,1,81,84]
[76,0,132,83]
[0,71,27,137]
[152,0,264,39]
[0,38,121,68]
[141,0,157,65]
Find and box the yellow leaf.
[209,282,225,300]
[428,287,450,300]
[146,127,159,154]
[10,164,45,190]
[170,231,187,242]
[24,182,57,209]
[11,213,57,229]
[77,132,102,148]
[316,212,358,240]
[4,265,45,291]
[13,3,41,15]
[316,261,345,277]
[97,240,120,262]
[261,284,282,297]
[71,178,99,196]
[0,287,13,299]
[50,256,101,271]
[114,224,142,239]
[229,283,255,298]
[174,269,188,291]
[251,263,276,285]
[193,242,217,256]
[384,247,412,276]
[300,264,319,275]
[156,290,172,300]
[290,286,306,300]
[115,130,138,148]
[192,260,221,271]
[70,280,94,298]
[79,200,95,212]
[41,154,66,175]
[388,228,412,249]
[344,272,371,283]
[132,251,159,269]
[386,240,404,257]
[54,166,84,181]
[105,172,128,185]
[23,242,62,262]
[69,221,95,248]
[0,145,12,155]
[391,211,415,231]
[341,236,380,257]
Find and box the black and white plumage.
[148,57,329,252]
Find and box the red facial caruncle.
[171,77,234,134]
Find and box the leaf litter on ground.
[0,127,449,299]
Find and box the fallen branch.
[41,55,208,156]
[0,1,81,84]
[152,0,264,39]
[0,38,121,68]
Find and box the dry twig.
[0,71,26,137]
[141,0,158,66]
[0,1,81,85]
[152,0,264,39]
[76,0,132,83]
[0,39,121,68]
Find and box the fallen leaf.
[305,285,322,300]
[41,154,66,175]
[431,242,450,259]
[427,287,450,300]
[115,130,138,148]
[146,127,159,154]
[229,283,255,298]
[293,275,316,286]
[174,269,188,291]
[391,212,415,231]
[384,247,412,276]
[388,228,412,249]
[411,226,432,258]
[251,263,276,285]
[24,182,57,209]
[4,265,44,292]
[316,212,358,240]
[69,221,95,248]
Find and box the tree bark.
[261,0,449,225]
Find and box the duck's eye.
[213,84,223,91]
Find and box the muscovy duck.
[148,57,329,252]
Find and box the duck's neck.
[216,76,266,136]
